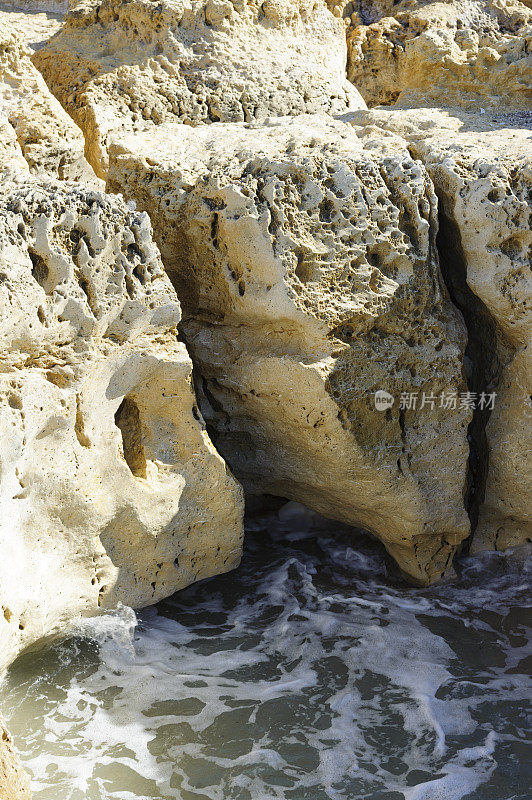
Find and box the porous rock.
[0,715,31,799]
[107,114,472,585]
[33,0,365,178]
[0,19,97,183]
[344,0,532,109]
[0,179,244,673]
[347,107,532,552]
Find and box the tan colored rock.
[344,0,532,109]
[107,114,472,585]
[347,106,532,552]
[0,4,63,51]
[0,19,97,183]
[0,715,31,799]
[0,178,244,673]
[33,0,365,178]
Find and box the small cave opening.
[435,204,503,544]
[114,396,147,479]
[28,249,49,289]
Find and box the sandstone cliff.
[343,0,532,109]
[347,107,531,552]
[107,115,472,585]
[0,19,97,183]
[34,0,365,177]
[0,177,244,674]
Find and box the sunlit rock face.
[0,19,97,184]
[107,114,472,585]
[343,0,531,110]
[346,107,532,553]
[0,178,244,674]
[33,0,365,177]
[0,714,31,799]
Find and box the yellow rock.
[0,715,31,800]
[347,106,532,552]
[34,0,366,177]
[0,179,244,673]
[344,0,532,109]
[107,114,472,584]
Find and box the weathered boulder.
[347,107,532,552]
[107,114,472,584]
[344,0,532,109]
[0,19,97,183]
[0,715,31,800]
[0,178,244,673]
[33,0,365,178]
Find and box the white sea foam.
[1,509,530,800]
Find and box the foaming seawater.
[1,506,530,800]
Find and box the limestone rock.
[107,114,472,585]
[0,715,31,799]
[0,179,244,673]
[33,0,365,178]
[0,4,63,51]
[347,107,532,552]
[0,19,97,183]
[344,0,532,109]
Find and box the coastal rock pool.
[1,505,530,800]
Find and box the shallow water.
[2,505,531,800]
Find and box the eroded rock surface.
[0,19,97,183]
[0,179,243,673]
[107,115,472,584]
[0,4,63,51]
[34,0,365,177]
[0,715,31,799]
[344,0,532,109]
[347,107,532,552]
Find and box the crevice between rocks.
[435,202,501,552]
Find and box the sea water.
[1,505,530,800]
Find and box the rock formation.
[0,178,244,674]
[0,715,31,799]
[0,19,97,183]
[347,107,532,552]
[34,0,365,177]
[343,0,532,109]
[107,114,472,585]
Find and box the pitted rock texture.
[0,4,63,51]
[0,715,31,799]
[33,0,365,178]
[0,179,244,673]
[347,107,532,552]
[344,0,532,109]
[107,115,472,585]
[0,19,97,183]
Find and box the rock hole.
[28,249,49,289]
[8,394,22,410]
[74,395,91,448]
[115,397,147,478]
